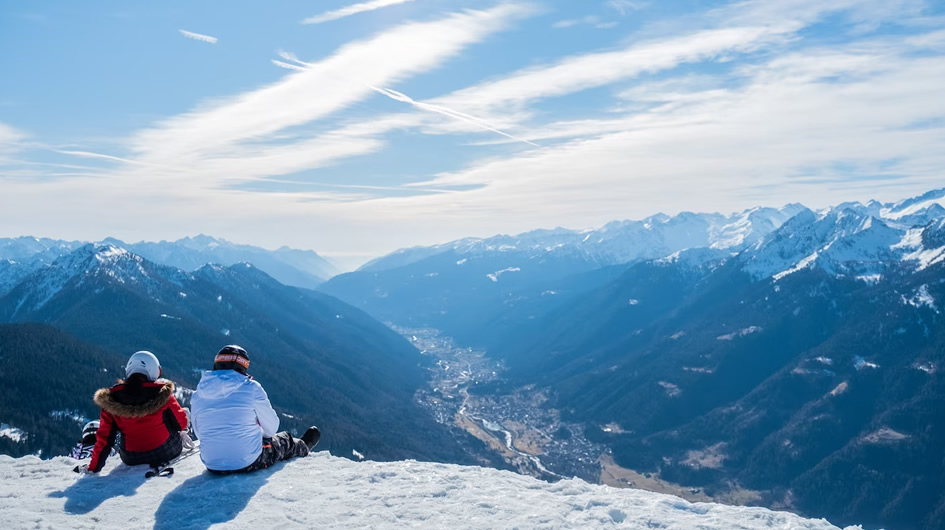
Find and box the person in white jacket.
[190,345,320,474]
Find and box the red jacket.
[88,380,188,472]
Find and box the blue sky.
[1,0,944,267]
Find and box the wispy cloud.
[0,123,26,163]
[431,26,790,119]
[302,0,418,25]
[607,0,649,16]
[124,5,531,188]
[552,15,615,30]
[178,29,218,44]
[409,33,945,225]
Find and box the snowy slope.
[0,453,857,529]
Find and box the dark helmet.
[213,344,250,374]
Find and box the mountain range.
[3,187,944,528]
[0,234,338,291]
[319,187,945,530]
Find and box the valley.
[406,327,601,481]
[406,326,742,504]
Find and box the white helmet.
[125,350,161,381]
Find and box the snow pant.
[119,431,183,467]
[208,432,309,475]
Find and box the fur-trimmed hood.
[93,380,175,418]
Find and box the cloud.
[429,25,792,119]
[178,29,218,44]
[302,0,418,25]
[552,15,617,30]
[0,123,26,163]
[404,34,945,226]
[118,4,532,190]
[6,0,944,260]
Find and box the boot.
[301,426,321,450]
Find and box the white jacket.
[191,370,280,471]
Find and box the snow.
[456,258,467,265]
[49,410,89,424]
[903,245,945,270]
[486,267,520,282]
[880,188,945,220]
[0,423,27,443]
[902,285,938,312]
[658,381,681,397]
[772,251,819,281]
[717,326,762,341]
[854,356,880,370]
[0,453,854,529]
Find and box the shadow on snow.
[152,465,276,530]
[49,463,150,515]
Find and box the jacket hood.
[93,381,175,418]
[195,370,253,400]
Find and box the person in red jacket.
[76,351,189,473]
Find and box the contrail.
[369,86,540,147]
[269,52,538,147]
[302,0,418,25]
[54,149,147,166]
[271,59,307,72]
[179,29,218,44]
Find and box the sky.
[1,0,944,268]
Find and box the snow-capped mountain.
[0,452,856,529]
[742,188,945,280]
[1,244,187,318]
[0,235,338,290]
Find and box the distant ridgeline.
[0,243,494,466]
[0,234,338,290]
[320,187,945,530]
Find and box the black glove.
[73,464,90,474]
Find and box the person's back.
[78,351,188,474]
[190,345,320,474]
[191,369,278,471]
